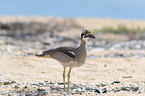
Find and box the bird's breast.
[74,47,87,66]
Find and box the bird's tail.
[36,54,50,58]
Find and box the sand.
[0,16,145,95]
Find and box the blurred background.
[0,0,145,95]
[0,0,145,19]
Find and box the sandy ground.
[0,16,145,95]
[0,48,145,95]
[1,52,145,84]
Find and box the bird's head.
[81,30,95,40]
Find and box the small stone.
[122,76,132,78]
[111,81,121,84]
[62,92,67,95]
[27,52,33,55]
[89,83,95,86]
[41,70,47,73]
[94,89,100,94]
[50,82,55,84]
[31,83,38,86]
[114,89,121,92]
[80,83,86,86]
[102,88,107,93]
[70,84,78,89]
[129,87,139,92]
[14,85,19,89]
[85,86,94,90]
[57,82,64,85]
[99,83,106,87]
[6,48,11,52]
[76,88,85,92]
[38,81,44,85]
[37,87,45,91]
[3,81,10,85]
[44,80,49,82]
[55,86,62,91]
[24,86,28,88]
[121,87,128,91]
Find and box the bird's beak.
[88,34,96,39]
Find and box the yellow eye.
[83,31,86,34]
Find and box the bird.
[38,30,95,92]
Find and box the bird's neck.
[79,39,87,50]
[74,39,87,66]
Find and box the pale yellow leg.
[67,67,72,92]
[63,67,66,91]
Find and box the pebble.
[41,70,47,73]
[111,81,121,84]
[0,79,141,95]
[0,25,145,95]
[94,89,100,94]
[102,88,107,93]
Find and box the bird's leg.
[67,67,72,92]
[63,67,66,91]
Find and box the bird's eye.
[83,31,86,34]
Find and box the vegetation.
[93,25,145,34]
